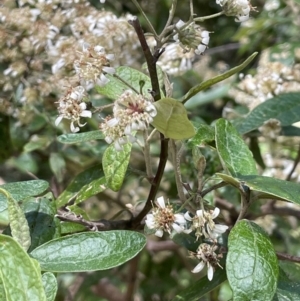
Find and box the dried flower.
[145,196,187,237]
[174,20,210,55]
[74,44,115,89]
[55,85,92,132]
[100,90,156,150]
[191,243,223,280]
[216,0,254,22]
[185,207,228,241]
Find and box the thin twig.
[169,139,187,204]
[130,0,159,39]
[194,11,224,22]
[125,254,140,301]
[286,142,300,181]
[200,181,228,197]
[143,130,154,178]
[158,0,178,44]
[276,252,300,263]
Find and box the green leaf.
[152,98,195,139]
[49,153,66,183]
[96,66,155,100]
[215,119,257,177]
[21,193,60,252]
[189,124,215,146]
[23,135,52,152]
[30,231,146,272]
[56,165,105,207]
[103,143,131,191]
[0,279,5,301]
[2,189,31,251]
[172,232,200,252]
[238,175,300,204]
[0,234,47,301]
[181,52,258,103]
[237,93,300,134]
[174,266,227,301]
[0,180,49,213]
[60,221,87,234]
[281,125,300,136]
[42,272,57,301]
[75,172,106,205]
[57,130,104,144]
[226,220,278,301]
[272,268,300,301]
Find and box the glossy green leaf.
[57,130,104,144]
[23,135,51,152]
[226,220,278,301]
[42,272,57,301]
[152,98,195,139]
[238,175,300,204]
[189,124,215,146]
[30,231,146,272]
[49,153,66,183]
[0,279,5,301]
[103,143,131,191]
[0,234,47,301]
[281,125,300,136]
[174,265,227,301]
[60,222,87,234]
[215,118,257,177]
[0,180,49,213]
[181,52,258,103]
[56,165,104,207]
[237,92,300,134]
[21,193,60,252]
[75,172,106,204]
[172,232,200,252]
[96,66,154,100]
[2,189,31,251]
[272,268,300,301]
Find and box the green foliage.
[103,143,132,191]
[152,98,195,139]
[226,220,279,301]
[237,92,300,134]
[0,235,47,301]
[30,231,146,272]
[215,118,257,176]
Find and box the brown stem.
[124,254,140,301]
[286,142,300,181]
[129,17,168,229]
[276,252,300,263]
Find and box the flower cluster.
[100,90,157,150]
[216,0,254,22]
[74,44,115,89]
[145,197,228,280]
[55,85,91,132]
[174,20,210,55]
[145,196,188,237]
[184,208,229,241]
[190,243,223,280]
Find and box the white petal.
[156,196,165,208]
[191,261,205,273]
[70,121,80,132]
[107,118,119,127]
[174,213,186,225]
[172,223,183,233]
[103,66,115,74]
[80,110,92,118]
[211,207,220,219]
[214,224,228,234]
[155,229,164,237]
[207,263,214,281]
[55,115,63,126]
[196,210,204,218]
[184,211,192,221]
